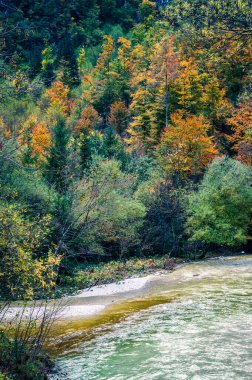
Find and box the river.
[48,255,252,380]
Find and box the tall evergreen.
[80,131,92,172]
[46,116,69,194]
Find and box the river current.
[49,256,252,380]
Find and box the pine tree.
[46,116,69,194]
[102,127,119,159]
[79,130,92,171]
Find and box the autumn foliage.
[108,101,129,134]
[1,0,252,305]
[19,116,51,164]
[158,112,218,176]
[75,105,102,134]
[227,101,252,165]
[46,80,72,114]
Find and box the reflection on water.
[49,256,252,380]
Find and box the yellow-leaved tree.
[0,202,61,300]
[127,36,180,151]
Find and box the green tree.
[102,127,120,158]
[41,45,56,86]
[187,157,252,246]
[79,130,92,171]
[46,116,70,194]
[73,158,146,258]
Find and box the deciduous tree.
[187,157,252,246]
[19,116,51,165]
[227,101,252,165]
[157,112,218,177]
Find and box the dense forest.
[0,1,252,376]
[0,0,252,300]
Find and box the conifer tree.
[46,116,69,194]
[79,130,92,171]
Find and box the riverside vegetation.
[0,0,252,379]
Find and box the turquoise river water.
[49,256,252,380]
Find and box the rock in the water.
[163,257,175,271]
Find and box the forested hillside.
[0,1,252,378]
[0,0,251,302]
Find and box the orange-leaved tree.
[19,115,51,165]
[227,101,252,165]
[157,112,218,177]
[75,105,102,135]
[46,80,72,115]
[108,101,129,135]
